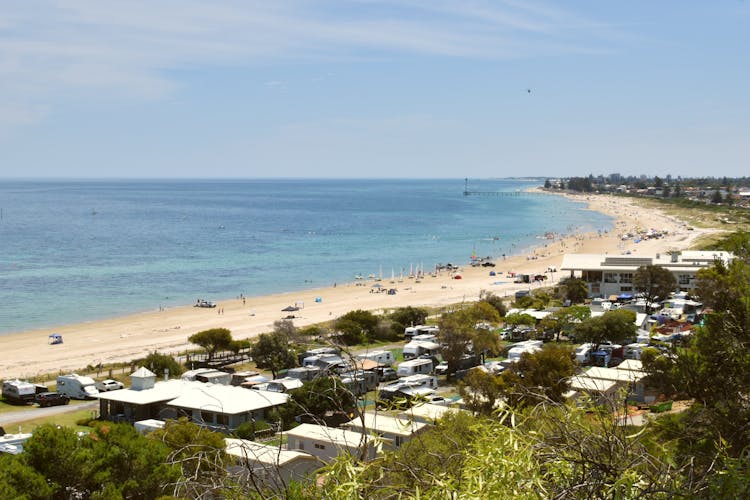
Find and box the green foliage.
[439,303,500,375]
[233,419,272,440]
[0,453,52,500]
[332,318,365,345]
[298,324,328,338]
[560,277,589,304]
[338,310,378,340]
[458,367,505,415]
[504,312,536,326]
[500,344,576,408]
[135,351,184,377]
[633,264,677,313]
[271,376,356,430]
[149,417,227,498]
[574,309,636,350]
[250,331,297,378]
[388,306,428,327]
[18,422,178,499]
[479,290,507,317]
[188,328,234,360]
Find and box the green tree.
[338,310,378,341]
[439,303,500,376]
[479,290,507,317]
[574,309,636,351]
[250,331,297,378]
[633,264,677,313]
[271,376,356,430]
[136,351,184,377]
[711,189,723,204]
[188,328,233,360]
[503,312,536,327]
[332,318,366,345]
[500,344,576,408]
[150,418,227,497]
[560,277,589,304]
[388,306,428,328]
[0,454,53,500]
[458,367,505,415]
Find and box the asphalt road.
[0,400,98,427]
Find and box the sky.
[0,1,748,179]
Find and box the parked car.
[434,361,449,376]
[481,261,496,267]
[374,367,398,382]
[96,379,124,392]
[35,392,70,407]
[428,395,451,406]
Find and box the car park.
[35,392,70,407]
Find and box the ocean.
[0,179,612,334]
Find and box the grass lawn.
[6,407,97,434]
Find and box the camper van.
[402,340,441,360]
[56,374,99,400]
[356,350,395,366]
[403,325,439,340]
[575,343,594,364]
[2,380,37,404]
[396,358,433,377]
[377,373,438,404]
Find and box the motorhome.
[356,350,395,366]
[377,374,438,404]
[402,340,441,360]
[404,325,439,340]
[302,353,346,372]
[396,358,434,377]
[624,343,649,360]
[297,347,340,365]
[56,374,99,400]
[502,340,543,368]
[2,380,37,404]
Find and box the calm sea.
[0,179,611,334]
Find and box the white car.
[434,361,449,376]
[96,379,124,392]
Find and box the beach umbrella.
[617,293,633,301]
[281,305,299,312]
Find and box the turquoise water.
[0,179,612,334]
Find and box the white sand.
[0,192,717,380]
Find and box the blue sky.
[0,1,748,179]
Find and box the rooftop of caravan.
[343,411,429,437]
[285,423,375,449]
[561,251,733,272]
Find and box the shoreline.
[0,192,718,380]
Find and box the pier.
[463,178,543,196]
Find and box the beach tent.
[48,333,63,345]
[314,297,322,303]
[617,293,633,301]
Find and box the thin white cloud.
[0,1,623,130]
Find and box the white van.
[575,343,594,364]
[56,374,99,400]
[356,350,395,366]
[396,358,434,377]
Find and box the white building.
[285,423,380,463]
[97,367,288,431]
[560,251,732,298]
[342,411,429,449]
[225,439,320,490]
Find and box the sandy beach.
[0,193,718,380]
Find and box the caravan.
[56,374,99,400]
[396,358,434,377]
[356,350,395,366]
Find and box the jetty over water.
[463,178,543,197]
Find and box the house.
[567,365,648,403]
[567,375,619,405]
[97,367,288,431]
[397,403,463,425]
[225,439,320,489]
[342,411,429,449]
[560,251,733,297]
[285,423,380,463]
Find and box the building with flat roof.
[285,423,380,463]
[560,251,732,298]
[225,439,320,490]
[342,411,429,449]
[97,367,288,431]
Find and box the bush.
[233,420,272,440]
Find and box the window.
[298,441,304,450]
[620,286,632,292]
[678,274,691,285]
[200,411,215,423]
[620,273,633,284]
[314,443,326,450]
[604,273,618,283]
[216,414,228,426]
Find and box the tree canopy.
[188,328,233,360]
[633,264,677,313]
[574,308,636,350]
[250,330,297,378]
